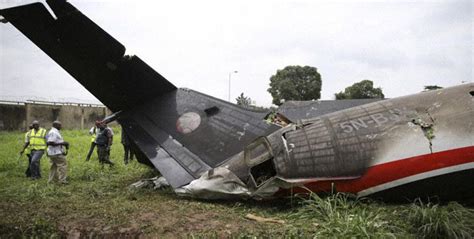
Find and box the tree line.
[237,65,442,107]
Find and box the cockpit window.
[245,137,273,167]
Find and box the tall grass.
[405,199,474,238]
[287,192,474,238]
[290,193,401,238]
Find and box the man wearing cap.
[20,120,47,180]
[46,121,69,184]
[95,121,114,167]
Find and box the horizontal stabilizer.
[120,89,280,187]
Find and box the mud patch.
[58,219,142,238]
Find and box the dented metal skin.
[231,84,474,201]
[2,1,473,202]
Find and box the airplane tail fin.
[2,1,281,188]
[0,0,176,111]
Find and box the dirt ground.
[0,187,290,238]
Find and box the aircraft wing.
[120,89,279,187]
[1,0,280,188]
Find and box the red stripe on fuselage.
[286,146,474,195]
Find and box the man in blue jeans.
[19,120,47,180]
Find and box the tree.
[236,92,252,107]
[423,85,443,91]
[267,65,322,106]
[335,80,384,100]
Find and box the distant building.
[0,99,111,131]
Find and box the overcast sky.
[0,0,472,106]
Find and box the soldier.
[19,120,47,180]
[121,126,135,164]
[95,121,114,167]
[46,121,69,184]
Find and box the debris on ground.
[129,176,170,189]
[245,213,285,224]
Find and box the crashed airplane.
[1,0,473,201]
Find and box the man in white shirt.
[46,121,69,184]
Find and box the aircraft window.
[205,106,219,116]
[245,137,273,167]
[470,91,474,96]
[249,143,267,160]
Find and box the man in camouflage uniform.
[95,121,114,167]
[121,126,135,164]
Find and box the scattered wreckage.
[2,0,473,202]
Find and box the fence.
[0,100,112,131]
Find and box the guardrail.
[0,99,105,107]
[0,100,25,105]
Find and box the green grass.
[289,193,400,238]
[405,199,474,238]
[1,129,473,238]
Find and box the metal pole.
[228,72,231,102]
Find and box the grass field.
[0,129,473,238]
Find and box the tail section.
[0,0,176,111]
[2,1,280,188]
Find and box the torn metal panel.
[175,167,251,200]
[130,176,170,190]
[174,167,291,200]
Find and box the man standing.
[22,124,33,177]
[95,121,114,167]
[85,120,100,161]
[46,121,69,184]
[121,126,134,164]
[19,120,46,180]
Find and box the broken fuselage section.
[181,84,474,201]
